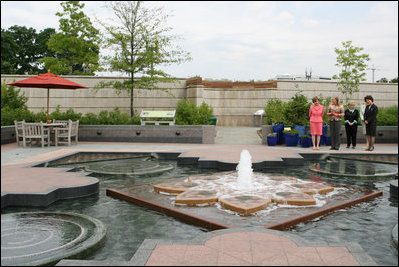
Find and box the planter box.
[1,125,216,145]
[267,136,278,146]
[285,134,299,146]
[78,125,215,144]
[299,137,312,148]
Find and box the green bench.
[140,110,176,125]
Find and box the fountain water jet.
[235,149,254,190]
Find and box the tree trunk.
[134,72,137,117]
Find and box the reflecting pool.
[1,156,397,266]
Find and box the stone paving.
[1,126,397,266]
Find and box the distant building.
[275,73,335,82]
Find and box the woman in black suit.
[344,101,359,149]
[363,95,378,151]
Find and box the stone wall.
[2,75,397,126]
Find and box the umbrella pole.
[47,88,50,124]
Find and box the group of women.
[309,95,378,151]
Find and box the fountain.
[235,149,254,190]
[153,149,335,215]
[106,149,384,230]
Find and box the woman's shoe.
[346,146,350,148]
[313,147,315,150]
[369,146,374,151]
[316,147,320,150]
[352,146,356,149]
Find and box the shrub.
[283,92,311,125]
[318,94,332,124]
[80,112,100,125]
[283,129,299,135]
[377,106,398,126]
[1,82,28,109]
[1,107,35,126]
[95,108,140,125]
[1,82,36,125]
[49,106,82,122]
[264,98,285,124]
[175,100,213,125]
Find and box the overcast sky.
[1,1,398,82]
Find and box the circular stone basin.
[154,181,199,194]
[1,212,106,266]
[309,159,398,179]
[175,190,218,205]
[84,157,174,176]
[272,192,316,206]
[291,183,334,195]
[220,195,271,216]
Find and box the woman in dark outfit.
[363,95,378,151]
[344,101,359,149]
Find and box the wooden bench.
[140,110,176,125]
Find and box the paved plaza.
[1,126,397,266]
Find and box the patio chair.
[22,122,50,148]
[14,120,25,146]
[55,120,79,146]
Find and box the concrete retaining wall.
[2,75,397,126]
[1,125,216,145]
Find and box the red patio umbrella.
[7,70,88,123]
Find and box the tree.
[389,77,398,83]
[41,1,101,75]
[332,41,370,103]
[98,1,192,117]
[376,77,388,83]
[1,26,55,74]
[1,28,18,74]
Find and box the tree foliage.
[97,1,192,116]
[41,1,101,75]
[1,26,55,74]
[332,41,370,103]
[282,92,311,125]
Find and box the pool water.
[2,158,398,265]
[264,164,398,266]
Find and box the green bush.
[80,112,100,125]
[318,94,332,124]
[95,108,140,125]
[282,92,311,125]
[283,129,299,135]
[264,98,286,124]
[1,82,28,109]
[1,82,36,125]
[175,100,213,125]
[377,106,398,126]
[1,107,36,126]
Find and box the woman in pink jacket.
[309,96,324,150]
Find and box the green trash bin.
[208,116,217,125]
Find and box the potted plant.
[283,129,299,146]
[267,132,278,146]
[299,134,312,148]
